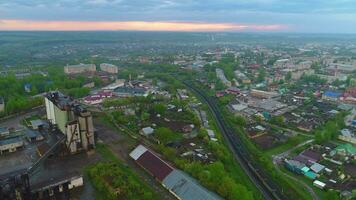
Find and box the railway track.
[184,81,285,200]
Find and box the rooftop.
[162,170,223,200]
[0,136,23,146]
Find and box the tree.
[285,71,292,82]
[140,112,150,121]
[152,103,166,114]
[257,67,266,82]
[155,127,180,144]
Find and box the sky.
[0,0,355,33]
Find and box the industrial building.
[64,63,96,74]
[0,97,4,112]
[100,63,118,74]
[45,91,95,153]
[0,136,24,155]
[216,68,231,87]
[130,144,223,200]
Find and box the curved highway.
[184,81,285,200]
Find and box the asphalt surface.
[184,82,285,200]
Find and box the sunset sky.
[0,0,355,33]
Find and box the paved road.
[272,139,314,163]
[0,107,45,129]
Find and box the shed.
[313,180,326,189]
[304,171,317,179]
[30,119,45,130]
[310,163,325,174]
[140,127,154,136]
[26,130,44,142]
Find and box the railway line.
[184,81,285,200]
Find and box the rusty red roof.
[136,150,174,181]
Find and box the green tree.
[155,127,180,144]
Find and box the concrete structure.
[0,137,24,154]
[0,127,9,137]
[100,63,118,74]
[250,89,280,99]
[45,91,95,153]
[64,64,96,74]
[0,97,4,112]
[216,68,231,87]
[130,145,223,200]
[83,91,113,105]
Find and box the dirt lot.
[93,118,176,200]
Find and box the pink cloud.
[0,19,287,31]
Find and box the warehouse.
[130,145,223,200]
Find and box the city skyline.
[0,0,355,33]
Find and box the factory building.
[45,91,95,153]
[100,63,118,74]
[0,137,24,155]
[0,97,4,113]
[64,64,96,74]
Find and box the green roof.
[335,144,356,155]
[304,171,317,179]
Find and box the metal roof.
[129,145,148,160]
[310,163,325,174]
[136,150,174,181]
[162,170,223,200]
[0,137,23,146]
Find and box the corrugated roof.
[304,171,317,179]
[162,170,223,200]
[0,137,23,146]
[136,150,174,181]
[310,163,325,173]
[129,145,148,160]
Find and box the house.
[225,87,240,95]
[215,91,225,97]
[177,89,189,100]
[299,150,322,163]
[206,129,216,141]
[322,91,342,101]
[338,129,356,145]
[140,127,154,136]
[0,137,24,154]
[284,159,306,174]
[182,124,194,133]
[310,163,325,174]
